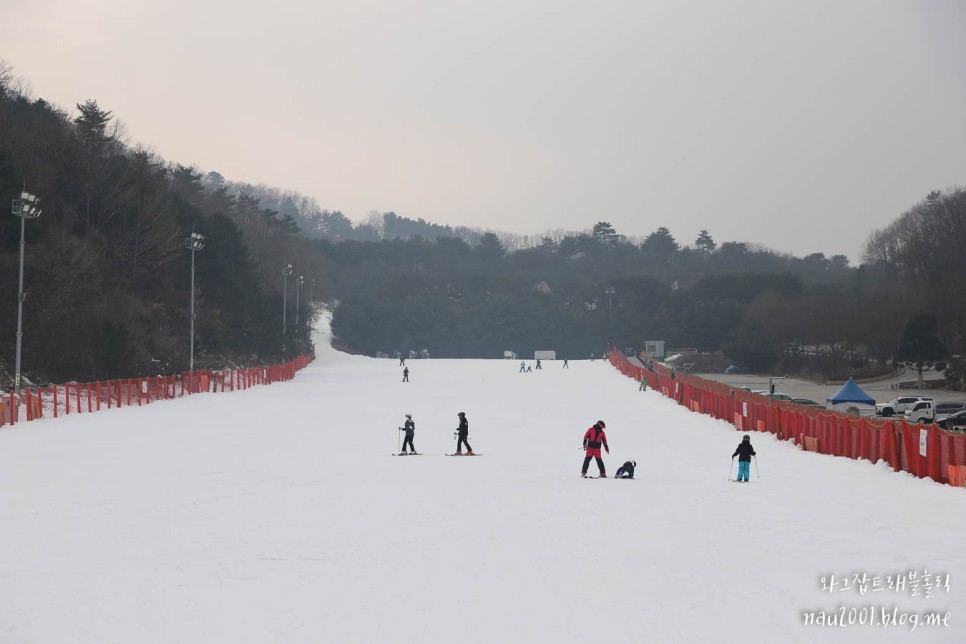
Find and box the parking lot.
[695,373,966,408]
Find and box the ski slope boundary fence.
[608,349,966,488]
[0,351,315,428]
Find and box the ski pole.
[729,458,735,481]
[754,455,759,479]
[397,426,402,454]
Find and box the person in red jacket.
[581,420,609,477]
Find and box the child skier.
[399,414,416,454]
[732,434,756,482]
[615,460,636,478]
[581,420,609,477]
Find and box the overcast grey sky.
[5,0,965,262]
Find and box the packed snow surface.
[1,315,964,643]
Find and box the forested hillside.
[0,70,321,384]
[2,60,964,387]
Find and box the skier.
[581,420,609,477]
[402,367,409,382]
[536,359,542,370]
[732,434,757,482]
[563,359,569,368]
[519,361,526,373]
[639,374,648,391]
[615,460,636,478]
[455,411,473,455]
[399,414,416,454]
[400,356,406,366]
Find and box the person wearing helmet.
[732,434,756,482]
[455,412,473,455]
[581,420,609,477]
[399,414,416,454]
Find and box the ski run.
[1,312,964,643]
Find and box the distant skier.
[639,375,648,391]
[536,359,542,370]
[519,361,526,373]
[526,365,532,372]
[732,434,757,482]
[399,414,416,454]
[590,352,595,362]
[455,412,473,455]
[563,359,569,368]
[402,367,409,382]
[400,356,406,366]
[581,420,609,477]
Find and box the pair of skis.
[392,453,484,456]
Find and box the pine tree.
[591,221,619,246]
[694,229,716,254]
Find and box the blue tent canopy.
[826,377,875,405]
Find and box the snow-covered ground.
[1,314,964,643]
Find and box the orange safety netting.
[609,348,966,488]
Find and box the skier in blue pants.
[732,434,756,482]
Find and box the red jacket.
[583,425,608,451]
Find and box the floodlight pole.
[295,276,304,326]
[185,232,205,393]
[12,190,41,395]
[282,264,293,334]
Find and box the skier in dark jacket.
[732,434,756,482]
[402,367,409,382]
[399,414,416,454]
[455,412,473,455]
[581,420,609,477]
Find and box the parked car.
[875,396,932,417]
[936,410,966,430]
[935,402,966,416]
[792,398,822,408]
[751,390,794,402]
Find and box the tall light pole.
[185,231,205,392]
[605,286,615,319]
[295,275,304,327]
[282,264,293,334]
[11,191,41,395]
